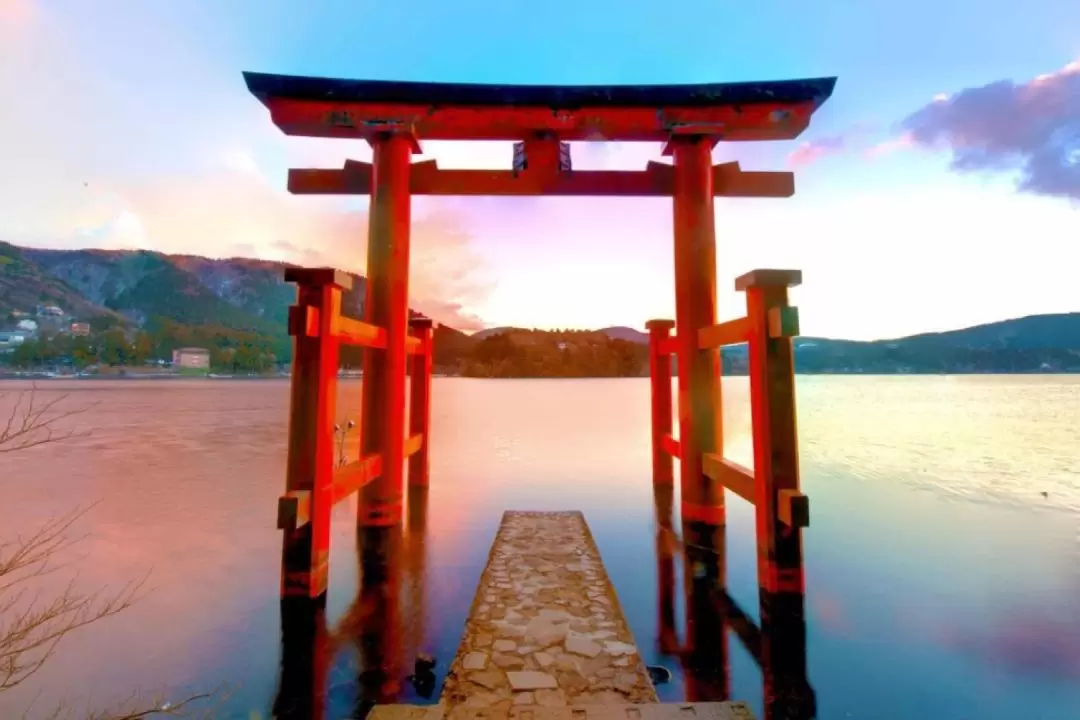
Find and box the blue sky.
[1,0,1078,337]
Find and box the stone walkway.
[440,511,660,713]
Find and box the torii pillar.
[670,137,723,527]
[359,133,418,529]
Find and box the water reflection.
[276,485,430,719]
[653,482,815,719]
[275,476,814,720]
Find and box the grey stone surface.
[440,511,659,710]
[369,702,758,720]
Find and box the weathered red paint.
[670,137,723,524]
[359,133,415,529]
[281,275,345,599]
[408,318,434,488]
[288,161,794,198]
[646,319,675,488]
[738,269,806,597]
[258,96,819,143]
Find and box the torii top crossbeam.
[243,72,836,198]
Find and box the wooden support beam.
[332,454,384,505]
[278,490,312,530]
[713,162,794,198]
[702,453,756,505]
[337,316,387,349]
[405,336,421,354]
[404,432,423,458]
[288,159,795,198]
[698,316,751,349]
[660,433,681,459]
[778,489,810,529]
[288,305,320,338]
[284,266,354,290]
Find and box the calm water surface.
[0,376,1078,719]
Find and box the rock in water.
[415,652,437,673]
[647,665,672,685]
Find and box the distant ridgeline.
[1,242,1078,375]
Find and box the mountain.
[592,314,1080,374]
[471,326,520,339]
[20,247,294,334]
[0,242,125,324]
[3,241,1078,375]
[1,242,472,372]
[736,313,1080,374]
[598,326,649,344]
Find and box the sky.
[0,0,1078,339]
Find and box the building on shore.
[37,305,64,317]
[172,347,211,371]
[0,331,28,353]
[70,322,91,336]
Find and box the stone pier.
[370,511,756,720]
[442,511,658,710]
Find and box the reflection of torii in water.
[274,485,430,720]
[653,481,816,719]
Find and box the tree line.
[2,316,291,374]
[454,331,648,378]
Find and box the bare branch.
[0,386,219,718]
[0,386,99,455]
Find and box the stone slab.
[440,511,660,711]
[369,702,757,720]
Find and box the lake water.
[0,376,1078,719]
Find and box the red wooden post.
[359,132,415,528]
[408,318,434,488]
[738,268,807,594]
[670,137,724,526]
[281,269,347,599]
[738,267,812,719]
[646,319,675,488]
[670,137,728,675]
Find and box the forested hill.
[0,242,469,371]
[2,241,1078,375]
[458,314,1080,377]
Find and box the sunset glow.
[1,0,1077,339]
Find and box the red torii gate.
[245,71,835,605]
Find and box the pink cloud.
[864,131,916,159]
[0,3,494,330]
[899,57,1080,201]
[788,135,848,167]
[786,122,879,168]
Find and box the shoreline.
[1,370,1078,381]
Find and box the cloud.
[863,131,916,159]
[788,134,848,167]
[900,58,1080,201]
[0,2,494,330]
[786,122,879,167]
